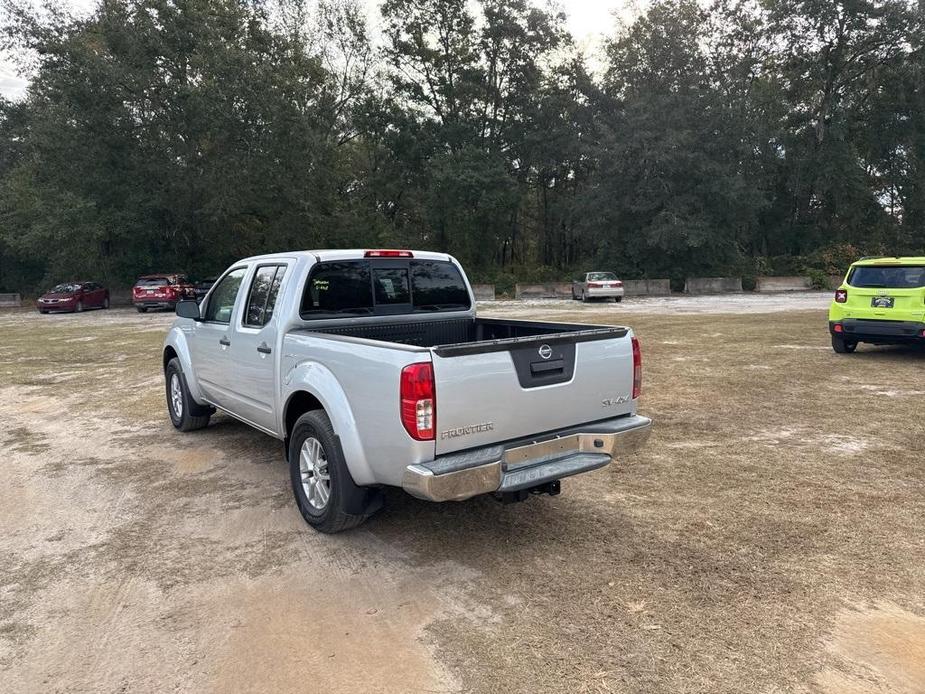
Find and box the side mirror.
[176,300,201,320]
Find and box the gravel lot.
[1,294,923,693]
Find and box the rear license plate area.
[871,296,894,308]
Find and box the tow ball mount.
[495,480,561,504]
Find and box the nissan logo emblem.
[538,344,553,360]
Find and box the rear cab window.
[848,265,925,289]
[300,259,470,319]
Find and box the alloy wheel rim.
[299,437,331,511]
[170,373,183,418]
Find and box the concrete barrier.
[684,277,743,294]
[755,276,812,292]
[471,284,496,301]
[109,289,134,306]
[0,293,22,307]
[622,279,671,296]
[515,283,573,299]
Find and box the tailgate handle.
[531,358,564,375]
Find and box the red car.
[36,282,110,313]
[132,273,195,312]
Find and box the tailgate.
[431,329,636,455]
[844,286,925,322]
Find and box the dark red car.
[132,273,195,312]
[36,282,110,314]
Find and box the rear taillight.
[588,282,603,288]
[614,281,623,287]
[400,363,435,440]
[632,337,642,400]
[835,289,848,303]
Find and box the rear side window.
[848,266,925,289]
[204,268,246,323]
[244,265,287,327]
[410,261,470,309]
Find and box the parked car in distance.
[192,277,217,303]
[133,274,195,313]
[572,272,625,302]
[829,256,925,353]
[163,249,651,533]
[36,281,110,313]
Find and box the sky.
[0,0,645,100]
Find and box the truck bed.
[302,317,627,354]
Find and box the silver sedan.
[572,272,625,302]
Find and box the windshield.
[49,283,81,293]
[848,265,925,289]
[587,272,617,281]
[136,277,169,287]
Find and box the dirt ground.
[1,295,923,693]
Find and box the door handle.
[257,343,272,355]
[219,336,231,347]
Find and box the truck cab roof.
[236,249,454,264]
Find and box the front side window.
[848,265,925,289]
[204,268,246,323]
[244,265,287,327]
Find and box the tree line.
[0,0,922,293]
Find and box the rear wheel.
[137,306,147,313]
[288,410,373,533]
[581,291,588,303]
[102,296,110,309]
[614,296,623,303]
[74,301,83,313]
[165,358,212,431]
[832,335,857,354]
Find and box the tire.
[832,335,857,354]
[581,291,588,303]
[614,296,623,303]
[103,296,110,309]
[288,410,373,533]
[74,301,83,313]
[137,306,147,313]
[39,310,48,314]
[165,358,212,431]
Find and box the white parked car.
[572,272,625,302]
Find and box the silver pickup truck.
[163,249,651,532]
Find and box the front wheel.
[74,301,83,313]
[136,306,147,313]
[165,358,212,430]
[289,410,375,533]
[102,296,110,309]
[832,335,857,354]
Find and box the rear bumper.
[830,320,925,343]
[402,414,652,502]
[134,300,176,309]
[586,287,625,298]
